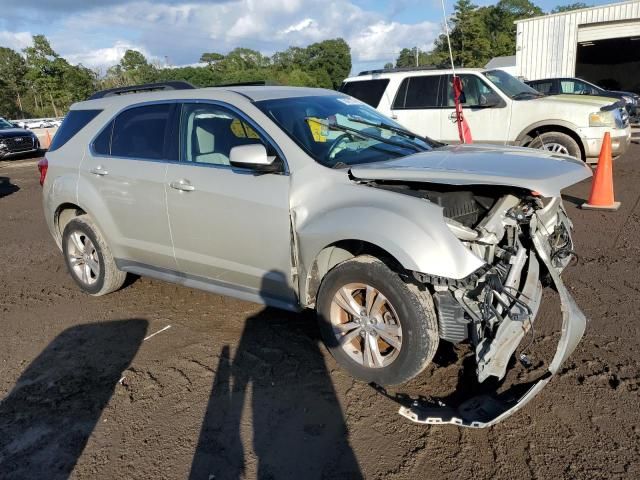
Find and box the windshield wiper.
[306,117,425,153]
[346,116,421,140]
[513,91,542,100]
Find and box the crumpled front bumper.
[396,210,587,428]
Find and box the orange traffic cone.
[581,132,621,211]
[45,130,52,149]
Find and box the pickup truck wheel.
[316,256,439,386]
[528,131,581,158]
[62,215,126,296]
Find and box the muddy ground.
[1,143,639,480]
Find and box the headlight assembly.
[590,108,626,128]
[589,110,616,127]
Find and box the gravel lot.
[1,143,639,479]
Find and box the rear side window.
[110,104,173,160]
[93,120,113,155]
[529,80,554,94]
[48,109,102,152]
[392,75,443,109]
[339,79,390,107]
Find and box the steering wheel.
[327,133,352,159]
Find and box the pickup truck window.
[392,75,443,109]
[483,69,541,100]
[339,79,390,108]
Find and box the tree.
[395,47,431,68]
[400,0,543,69]
[551,2,588,13]
[305,39,351,89]
[199,52,225,65]
[0,47,27,117]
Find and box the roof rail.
[357,65,445,76]
[214,80,270,87]
[88,81,196,100]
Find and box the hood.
[535,94,620,109]
[0,128,36,138]
[349,144,592,197]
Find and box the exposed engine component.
[433,291,469,344]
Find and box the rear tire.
[527,131,581,159]
[316,255,439,386]
[62,215,126,296]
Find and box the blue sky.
[0,0,610,75]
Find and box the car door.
[80,103,176,270]
[164,102,296,307]
[389,74,444,139]
[439,73,509,144]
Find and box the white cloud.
[0,1,442,74]
[280,18,314,35]
[0,31,33,52]
[63,41,159,71]
[350,20,441,62]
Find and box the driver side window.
[179,103,266,166]
[445,75,497,107]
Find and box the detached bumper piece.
[395,216,587,428]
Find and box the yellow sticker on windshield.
[306,117,328,143]
[230,119,260,139]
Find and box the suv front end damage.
[402,191,587,427]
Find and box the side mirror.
[229,144,278,172]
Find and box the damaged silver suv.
[41,82,591,427]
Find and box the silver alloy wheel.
[67,231,100,286]
[329,283,403,368]
[540,142,569,155]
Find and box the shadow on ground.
[0,176,19,198]
[189,271,362,480]
[0,319,148,480]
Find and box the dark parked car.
[526,77,638,118]
[0,117,40,159]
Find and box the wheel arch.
[54,203,87,245]
[302,239,405,308]
[515,121,586,160]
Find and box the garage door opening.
[576,36,640,94]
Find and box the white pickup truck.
[341,67,631,162]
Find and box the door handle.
[448,112,458,122]
[170,179,195,192]
[90,166,108,176]
[390,113,398,119]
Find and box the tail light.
[37,157,48,187]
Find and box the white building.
[515,1,640,92]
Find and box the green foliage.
[551,2,588,13]
[19,35,94,117]
[0,34,352,117]
[396,0,543,68]
[395,48,431,68]
[0,47,27,117]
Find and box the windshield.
[483,69,542,100]
[0,118,14,130]
[254,95,436,168]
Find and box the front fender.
[294,181,485,281]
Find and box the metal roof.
[485,56,517,69]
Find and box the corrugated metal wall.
[515,1,640,80]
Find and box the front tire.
[527,131,581,159]
[62,215,126,296]
[316,256,439,386]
